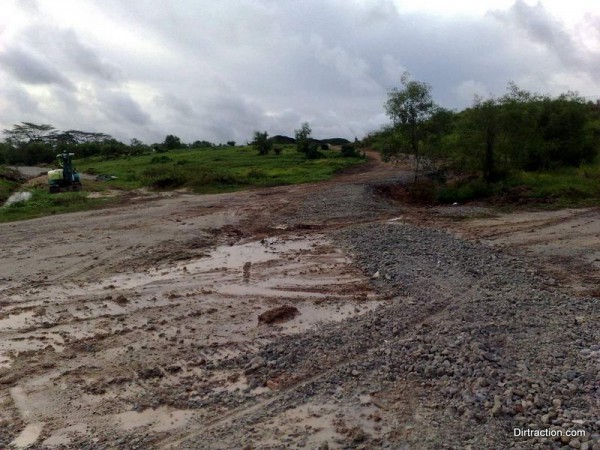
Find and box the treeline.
[251,124,358,159]
[0,123,222,165]
[367,75,600,182]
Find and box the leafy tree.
[469,97,502,182]
[227,140,236,147]
[191,140,214,148]
[535,94,596,169]
[252,131,272,155]
[385,72,438,180]
[129,138,148,156]
[294,122,320,159]
[100,139,128,160]
[163,134,183,150]
[2,122,56,145]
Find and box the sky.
[0,0,599,144]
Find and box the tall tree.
[294,122,320,159]
[384,72,437,180]
[163,134,183,150]
[251,131,272,155]
[3,122,55,145]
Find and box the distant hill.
[269,135,296,144]
[319,138,351,146]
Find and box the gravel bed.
[287,177,409,226]
[179,222,599,449]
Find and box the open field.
[0,147,364,223]
[76,145,365,192]
[0,154,598,449]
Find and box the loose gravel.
[180,222,599,449]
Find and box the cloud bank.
[0,0,598,144]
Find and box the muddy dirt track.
[0,155,599,449]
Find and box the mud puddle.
[0,233,383,447]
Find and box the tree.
[163,134,183,150]
[472,97,501,182]
[100,139,128,159]
[294,122,320,159]
[191,140,214,148]
[2,122,55,145]
[227,140,236,147]
[251,131,272,155]
[129,138,148,156]
[384,72,437,180]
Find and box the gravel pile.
[287,178,408,226]
[184,222,599,449]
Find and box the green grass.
[0,189,117,223]
[76,145,365,193]
[0,166,21,204]
[513,166,600,205]
[436,164,600,208]
[0,146,364,223]
[0,178,17,204]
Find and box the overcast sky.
[1,0,599,144]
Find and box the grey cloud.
[17,25,122,84]
[154,93,195,117]
[1,85,41,116]
[200,95,270,143]
[58,30,122,83]
[2,0,599,144]
[490,1,600,73]
[101,91,151,126]
[0,47,73,87]
[17,0,38,13]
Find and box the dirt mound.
[258,305,300,324]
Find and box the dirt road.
[0,156,598,449]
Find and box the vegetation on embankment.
[436,165,600,207]
[365,73,600,208]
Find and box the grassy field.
[0,146,365,222]
[0,189,116,223]
[76,145,365,193]
[0,178,17,204]
[436,164,600,207]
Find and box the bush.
[247,168,266,179]
[252,131,272,155]
[341,144,359,157]
[141,166,187,189]
[436,178,496,203]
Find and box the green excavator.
[47,151,82,193]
